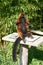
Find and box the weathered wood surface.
[2,32,18,42]
[2,32,43,47]
[19,45,28,65]
[31,30,43,35]
[20,36,43,47]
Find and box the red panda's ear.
[19,13,24,18]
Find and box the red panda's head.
[19,12,25,18]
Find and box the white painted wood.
[31,30,43,35]
[2,33,18,42]
[20,36,43,47]
[23,35,40,42]
[2,32,43,47]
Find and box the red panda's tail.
[12,37,21,61]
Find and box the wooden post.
[19,45,28,65]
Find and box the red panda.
[12,12,32,61]
[16,12,32,39]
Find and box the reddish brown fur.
[16,12,32,39]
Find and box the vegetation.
[0,0,43,65]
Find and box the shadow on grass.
[28,46,43,64]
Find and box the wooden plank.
[2,32,43,47]
[2,33,19,42]
[20,37,43,47]
[31,30,43,36]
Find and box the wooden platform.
[2,31,43,65]
[2,32,43,47]
[20,37,43,47]
[2,33,18,42]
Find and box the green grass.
[0,43,43,65]
[28,44,43,65]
